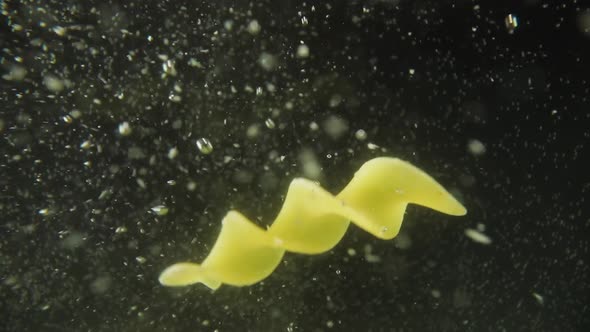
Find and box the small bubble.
[532,292,544,305]
[137,178,146,189]
[2,65,27,81]
[98,190,112,200]
[355,129,367,141]
[43,75,65,92]
[136,256,147,264]
[188,58,203,68]
[80,140,92,150]
[62,232,85,250]
[115,226,128,234]
[431,289,441,298]
[265,118,276,129]
[467,139,486,156]
[394,233,412,249]
[186,181,197,191]
[62,115,73,124]
[90,275,112,294]
[167,147,179,159]
[151,205,169,216]
[322,115,348,140]
[247,20,261,35]
[296,44,310,58]
[196,138,213,154]
[118,122,132,136]
[162,59,177,77]
[224,20,234,31]
[246,124,261,138]
[168,93,182,102]
[329,94,342,107]
[172,119,182,129]
[70,110,82,119]
[53,26,66,36]
[258,52,278,71]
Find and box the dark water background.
[1,0,589,331]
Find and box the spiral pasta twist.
[159,157,467,290]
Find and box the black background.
[1,0,589,331]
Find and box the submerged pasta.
[159,157,467,290]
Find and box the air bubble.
[38,208,51,216]
[196,138,213,154]
[265,118,276,129]
[168,147,178,159]
[151,205,169,216]
[247,20,261,35]
[118,122,132,136]
[467,139,486,156]
[296,44,310,58]
[355,129,367,141]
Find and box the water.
[1,1,589,331]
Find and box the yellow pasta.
[159,157,467,290]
